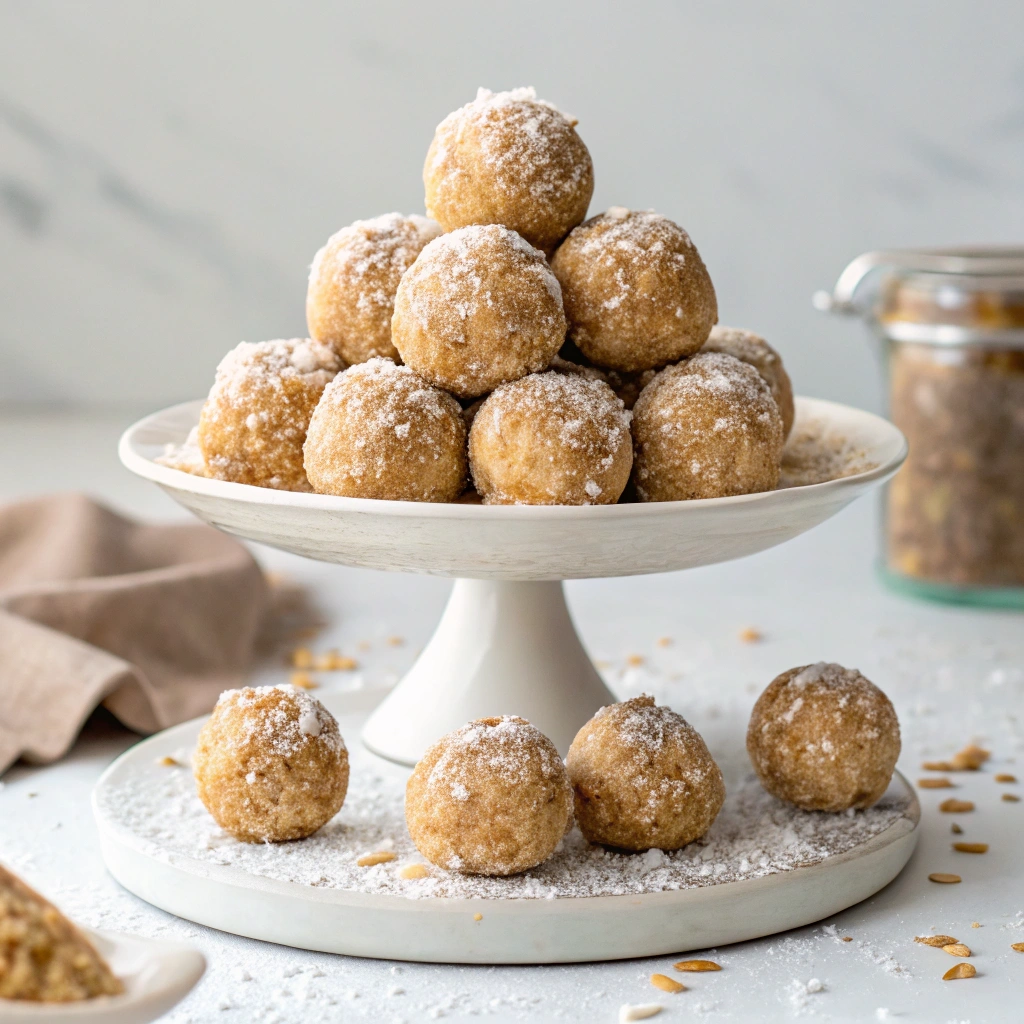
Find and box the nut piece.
[950,745,990,770]
[918,778,954,789]
[995,773,1017,783]
[922,760,955,771]
[939,798,974,813]
[952,842,989,854]
[291,647,314,669]
[357,851,397,867]
[739,627,763,643]
[942,943,972,957]
[942,962,976,980]
[915,934,958,947]
[398,863,430,880]
[157,755,179,767]
[650,973,686,994]
[928,873,962,884]
[1002,793,1021,802]
[951,823,964,834]
[1011,942,1024,952]
[673,959,721,972]
[619,1005,663,1022]
[289,671,318,690]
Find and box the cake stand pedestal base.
[361,579,615,765]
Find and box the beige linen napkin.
[0,493,270,774]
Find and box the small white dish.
[0,930,205,1024]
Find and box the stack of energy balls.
[195,87,795,505]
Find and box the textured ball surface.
[469,371,632,505]
[703,324,795,438]
[631,351,784,501]
[306,213,441,365]
[193,685,349,843]
[392,225,566,398]
[405,716,574,875]
[303,358,467,502]
[746,663,901,811]
[551,208,717,372]
[567,695,725,851]
[424,87,593,254]
[198,339,341,491]
[551,352,656,410]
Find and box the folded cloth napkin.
[0,493,269,774]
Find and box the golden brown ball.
[424,87,593,254]
[306,213,441,365]
[746,663,901,811]
[551,207,718,372]
[193,685,349,843]
[405,716,573,876]
[391,224,566,399]
[197,339,342,491]
[303,357,467,502]
[567,695,725,851]
[703,325,795,438]
[550,353,655,411]
[631,351,784,501]
[469,371,632,505]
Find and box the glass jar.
[816,247,1024,607]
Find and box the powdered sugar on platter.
[98,737,911,902]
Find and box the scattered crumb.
[386,636,404,647]
[842,936,853,942]
[290,647,313,669]
[971,922,981,929]
[673,960,721,972]
[619,1004,662,1022]
[939,798,974,813]
[650,973,685,994]
[942,943,971,957]
[656,637,673,648]
[473,913,482,922]
[928,873,961,884]
[626,654,645,667]
[952,842,988,854]
[1012,942,1024,952]
[995,773,1017,783]
[1002,793,1021,802]
[398,863,429,880]
[951,823,963,834]
[738,627,763,644]
[942,962,976,980]
[156,756,179,767]
[915,934,957,947]
[919,778,954,789]
[356,851,397,867]
[289,671,318,690]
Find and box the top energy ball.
[424,87,594,255]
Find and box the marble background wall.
[2,1,1022,412]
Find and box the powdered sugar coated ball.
[392,224,567,399]
[303,357,467,501]
[551,207,718,372]
[567,695,725,851]
[631,351,784,501]
[703,325,795,438]
[193,685,349,843]
[198,338,342,491]
[469,371,633,505]
[306,213,441,365]
[746,663,901,811]
[405,716,574,876]
[424,86,593,255]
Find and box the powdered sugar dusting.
[215,685,345,758]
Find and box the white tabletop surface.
[1,410,1022,1023]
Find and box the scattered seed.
[928,873,961,884]
[995,773,1017,783]
[939,798,974,813]
[915,935,958,947]
[950,745,990,771]
[1011,942,1024,953]
[289,671,318,690]
[953,843,989,854]
[398,863,429,880]
[290,647,313,669]
[841,936,853,942]
[386,635,404,647]
[951,823,963,834]
[1002,793,1021,803]
[619,1005,662,1022]
[738,627,763,643]
[357,851,396,867]
[673,959,721,972]
[656,637,673,648]
[919,778,955,789]
[626,654,645,667]
[942,962,976,980]
[156,755,179,767]
[942,943,972,957]
[922,761,956,771]
[650,974,685,994]
[473,913,482,922]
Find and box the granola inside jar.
[817,248,1024,606]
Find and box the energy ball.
[303,357,467,502]
[198,338,341,491]
[703,325,795,438]
[551,207,718,372]
[551,354,655,411]
[194,685,349,843]
[746,663,901,811]
[469,371,632,505]
[306,213,441,365]
[424,86,594,254]
[631,351,784,502]
[392,224,566,398]
[567,695,725,851]
[405,716,573,875]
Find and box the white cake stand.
[118,395,907,765]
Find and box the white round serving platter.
[119,396,908,766]
[0,929,204,1024]
[93,696,920,966]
